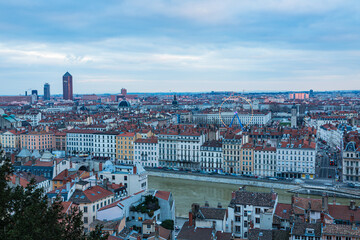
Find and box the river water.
[148,176,352,217]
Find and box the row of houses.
[177,187,360,240]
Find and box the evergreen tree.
[0,147,109,240]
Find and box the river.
[148,175,353,217]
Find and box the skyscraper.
[63,72,73,100]
[44,83,50,100]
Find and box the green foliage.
[160,219,174,230]
[130,195,160,217]
[0,147,108,240]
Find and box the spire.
[63,72,72,77]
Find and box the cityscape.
[1,1,360,240]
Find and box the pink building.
[21,131,55,151]
[289,93,309,100]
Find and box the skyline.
[1,0,360,95]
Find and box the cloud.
[0,37,359,94]
[117,0,351,24]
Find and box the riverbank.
[147,169,298,189]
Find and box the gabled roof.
[155,190,170,201]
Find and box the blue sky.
[0,0,359,95]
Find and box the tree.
[0,147,109,240]
[160,219,174,230]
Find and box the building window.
[235,226,241,233]
[84,217,88,224]
[255,208,260,214]
[83,206,87,213]
[256,218,260,224]
[235,216,241,222]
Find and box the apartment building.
[134,137,159,167]
[193,111,272,126]
[98,161,148,195]
[342,141,360,182]
[66,129,97,155]
[158,129,205,169]
[69,181,114,232]
[200,140,223,172]
[20,131,55,151]
[240,143,254,175]
[254,145,277,177]
[228,187,278,239]
[116,132,141,161]
[0,130,22,151]
[55,131,66,151]
[223,134,242,174]
[276,140,316,179]
[93,131,118,159]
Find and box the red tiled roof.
[83,185,113,203]
[328,204,360,222]
[155,190,170,201]
[275,203,291,220]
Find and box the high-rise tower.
[291,105,297,128]
[44,83,50,100]
[63,72,73,100]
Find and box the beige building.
[223,134,242,174]
[116,132,141,161]
[69,182,114,232]
[0,130,22,150]
[240,143,254,175]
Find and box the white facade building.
[158,130,205,169]
[200,140,223,172]
[342,141,360,183]
[134,137,159,168]
[276,140,316,179]
[318,124,343,149]
[193,111,272,126]
[254,145,277,177]
[228,188,278,239]
[66,129,97,155]
[93,131,118,159]
[99,161,148,196]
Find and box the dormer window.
[305,228,314,235]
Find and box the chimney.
[133,165,137,174]
[66,182,70,192]
[232,191,236,200]
[320,213,325,227]
[217,202,222,208]
[322,193,328,212]
[154,223,160,239]
[350,200,356,210]
[15,175,20,186]
[189,212,193,226]
[11,154,15,164]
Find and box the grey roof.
[17,148,31,158]
[31,150,41,158]
[323,224,360,237]
[229,190,277,208]
[69,189,91,204]
[177,221,213,240]
[291,222,322,237]
[63,72,72,77]
[248,229,273,240]
[197,207,226,220]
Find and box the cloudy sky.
[0,0,359,95]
